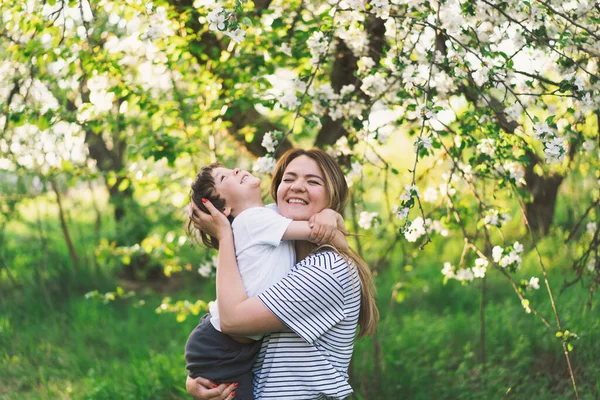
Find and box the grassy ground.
[1,197,599,399]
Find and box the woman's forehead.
[284,156,323,177]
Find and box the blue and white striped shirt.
[254,250,361,399]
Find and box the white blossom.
[358,211,379,229]
[587,222,597,235]
[456,268,474,281]
[528,276,540,290]
[477,138,496,157]
[423,187,438,203]
[261,131,280,153]
[224,28,246,44]
[307,31,328,65]
[442,262,455,279]
[583,140,595,153]
[404,217,426,242]
[392,205,410,220]
[588,256,596,272]
[472,258,488,278]
[492,246,503,263]
[253,156,276,174]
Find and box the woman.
[188,149,379,400]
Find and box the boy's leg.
[185,313,261,398]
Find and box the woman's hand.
[189,198,232,240]
[308,209,346,244]
[186,376,237,400]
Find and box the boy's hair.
[187,163,234,250]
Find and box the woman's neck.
[295,240,316,261]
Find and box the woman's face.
[276,155,329,220]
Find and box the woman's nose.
[290,180,306,192]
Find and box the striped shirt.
[254,250,361,400]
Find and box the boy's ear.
[222,207,232,217]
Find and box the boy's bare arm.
[282,209,349,251]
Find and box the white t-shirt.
[209,204,295,339]
[253,250,360,399]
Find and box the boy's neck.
[231,200,265,218]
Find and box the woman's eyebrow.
[285,172,324,181]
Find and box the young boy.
[185,163,347,400]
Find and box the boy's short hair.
[187,163,234,250]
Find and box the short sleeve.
[233,207,292,247]
[258,260,346,344]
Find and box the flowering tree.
[1,0,599,396]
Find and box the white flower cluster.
[482,209,511,227]
[404,217,427,242]
[345,161,362,187]
[261,130,281,153]
[311,83,363,121]
[252,156,276,174]
[370,0,391,19]
[278,79,306,110]
[586,221,597,235]
[442,257,488,282]
[477,138,496,157]
[361,73,387,97]
[142,6,174,41]
[358,211,379,230]
[588,255,596,273]
[582,140,595,153]
[207,6,246,44]
[534,122,568,163]
[423,186,438,203]
[494,161,525,185]
[392,204,410,220]
[307,31,328,65]
[403,217,447,242]
[399,184,419,201]
[492,241,524,271]
[414,135,432,153]
[77,74,114,122]
[528,276,540,290]
[198,256,218,278]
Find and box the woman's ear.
[222,206,232,217]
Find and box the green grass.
[1,195,599,399]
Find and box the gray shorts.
[185,313,262,400]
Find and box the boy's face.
[211,167,262,216]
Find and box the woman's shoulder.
[304,247,349,270]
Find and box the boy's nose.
[233,168,241,175]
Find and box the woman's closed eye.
[308,180,321,185]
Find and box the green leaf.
[118,179,130,192]
[61,160,73,173]
[37,114,51,131]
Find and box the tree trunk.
[50,178,80,273]
[524,172,563,236]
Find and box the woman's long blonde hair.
[270,148,379,337]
